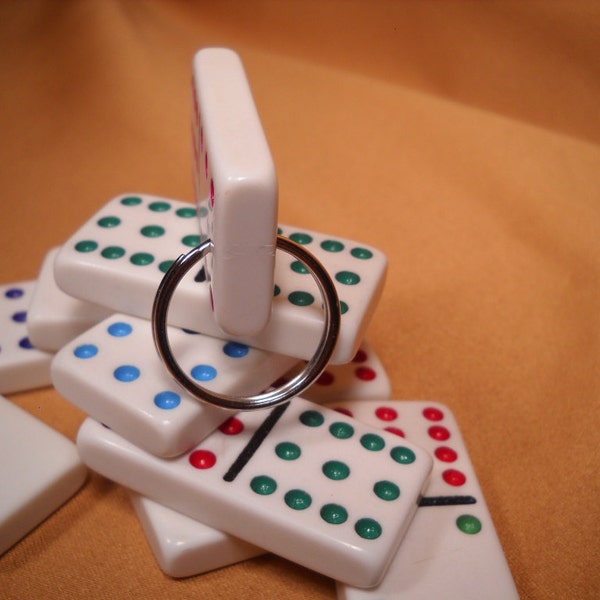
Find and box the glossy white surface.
[27,247,112,352]
[0,281,53,394]
[76,397,431,588]
[325,400,519,600]
[192,48,278,337]
[54,193,387,364]
[0,394,87,555]
[52,313,298,457]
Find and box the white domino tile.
[282,341,392,403]
[27,247,112,352]
[76,397,432,588]
[192,48,278,337]
[324,400,519,600]
[53,193,387,364]
[0,394,87,555]
[129,492,264,577]
[0,281,53,394]
[52,314,298,457]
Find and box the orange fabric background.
[1,2,598,598]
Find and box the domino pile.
[0,49,518,598]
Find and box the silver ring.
[152,235,341,411]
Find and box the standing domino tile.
[129,492,264,577]
[324,400,519,600]
[281,341,392,403]
[54,193,387,364]
[192,48,278,337]
[27,247,112,352]
[0,281,53,394]
[76,397,432,588]
[52,314,298,457]
[0,394,87,555]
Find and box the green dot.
[250,475,277,495]
[456,514,482,535]
[290,232,313,245]
[273,285,281,297]
[322,460,350,480]
[373,480,400,501]
[335,271,361,286]
[320,504,348,525]
[120,196,142,206]
[390,446,416,464]
[275,442,301,461]
[288,291,314,306]
[351,247,373,260]
[159,260,174,273]
[355,518,382,540]
[277,227,283,235]
[182,234,201,247]
[360,433,385,451]
[299,410,324,427]
[340,301,349,314]
[97,216,121,228]
[198,205,209,218]
[176,207,197,218]
[101,246,125,259]
[130,252,154,266]
[329,422,354,439]
[75,240,98,253]
[284,489,312,510]
[290,260,309,274]
[148,201,171,212]
[141,225,165,238]
[321,239,344,252]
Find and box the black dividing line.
[223,402,290,482]
[419,495,477,507]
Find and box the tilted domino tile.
[0,281,53,394]
[52,314,298,457]
[0,394,87,555]
[323,400,519,600]
[192,48,278,337]
[76,397,432,587]
[27,247,112,352]
[129,492,264,577]
[53,193,387,364]
[280,341,392,404]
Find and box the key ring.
[152,235,341,411]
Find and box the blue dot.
[12,311,27,323]
[191,364,217,381]
[19,337,34,350]
[74,344,98,359]
[223,342,250,358]
[107,322,133,337]
[154,390,181,410]
[114,365,140,382]
[5,287,24,299]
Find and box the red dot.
[434,446,457,462]
[352,349,368,363]
[423,407,444,421]
[189,449,216,469]
[442,469,466,486]
[384,426,405,437]
[428,425,450,441]
[210,179,215,206]
[375,406,398,421]
[355,366,376,381]
[218,417,244,435]
[204,152,209,178]
[316,371,335,386]
[334,407,353,417]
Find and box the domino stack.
[0,47,518,597]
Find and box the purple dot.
[5,288,24,299]
[19,337,35,350]
[12,311,27,323]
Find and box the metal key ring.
[151,235,341,411]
